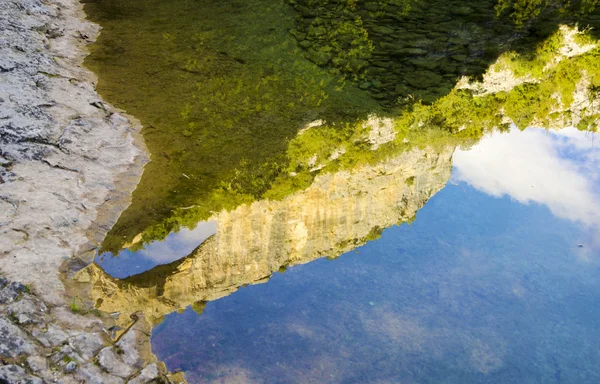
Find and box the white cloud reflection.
[137,221,217,263]
[452,127,600,228]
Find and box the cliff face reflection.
[79,143,453,329]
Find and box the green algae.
[84,0,600,255]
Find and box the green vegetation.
[70,297,82,314]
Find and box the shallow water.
[150,127,600,383]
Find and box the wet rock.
[98,347,136,378]
[128,364,160,384]
[0,317,36,359]
[0,364,43,384]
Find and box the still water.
[147,127,600,383]
[81,0,600,381]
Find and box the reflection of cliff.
[77,145,454,329]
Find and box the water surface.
[80,0,600,382]
[151,127,600,383]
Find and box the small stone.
[65,361,77,373]
[17,314,32,324]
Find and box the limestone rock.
[7,296,48,325]
[75,362,125,384]
[26,355,48,374]
[0,317,36,359]
[0,282,24,304]
[116,327,145,369]
[37,324,69,347]
[128,364,160,384]
[68,331,105,360]
[0,364,43,384]
[98,347,136,378]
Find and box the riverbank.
[0,0,183,381]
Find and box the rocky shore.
[0,0,183,381]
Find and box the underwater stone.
[371,25,395,35]
[397,47,428,55]
[405,70,443,89]
[299,40,312,48]
[307,50,331,66]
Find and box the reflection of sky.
[152,127,600,383]
[97,221,216,278]
[453,127,600,230]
